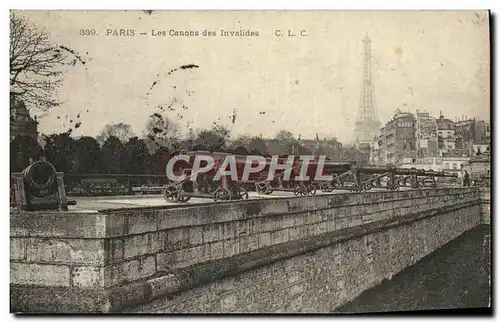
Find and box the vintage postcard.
[9,10,491,314]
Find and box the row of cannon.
[158,151,459,203]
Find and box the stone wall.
[479,188,490,225]
[10,188,486,313]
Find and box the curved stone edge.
[11,199,480,313]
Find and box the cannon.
[11,160,74,211]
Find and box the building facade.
[376,110,416,166]
[455,118,490,156]
[415,110,438,158]
[10,99,38,141]
[399,156,443,172]
[436,114,456,154]
[399,155,470,178]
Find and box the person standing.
[463,170,471,187]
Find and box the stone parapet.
[10,187,483,313]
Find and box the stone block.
[72,266,105,288]
[219,222,235,241]
[106,238,124,264]
[105,213,127,237]
[189,226,203,245]
[164,227,190,251]
[157,208,198,230]
[248,217,262,235]
[128,212,157,234]
[11,213,106,238]
[326,219,336,232]
[106,256,156,286]
[294,214,305,226]
[282,215,295,229]
[262,199,289,215]
[303,212,317,225]
[210,241,225,259]
[235,220,250,237]
[123,232,160,259]
[288,226,301,241]
[258,232,271,248]
[187,245,206,265]
[318,221,328,234]
[203,224,220,243]
[245,234,259,252]
[271,230,283,245]
[10,238,26,261]
[11,263,70,287]
[157,250,182,271]
[224,239,240,258]
[149,274,179,299]
[26,238,105,265]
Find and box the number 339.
[79,29,97,36]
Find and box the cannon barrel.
[22,160,57,190]
[357,166,457,177]
[392,168,458,177]
[12,160,73,211]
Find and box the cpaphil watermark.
[165,154,336,182]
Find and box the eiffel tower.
[354,34,381,145]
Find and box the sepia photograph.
[9,9,491,314]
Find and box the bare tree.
[275,130,295,141]
[96,123,136,144]
[10,11,86,111]
[144,113,180,152]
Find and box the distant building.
[400,156,443,172]
[454,118,490,154]
[298,135,342,160]
[376,109,416,166]
[415,110,438,158]
[340,144,370,165]
[442,155,470,175]
[473,143,490,156]
[436,114,456,154]
[462,155,490,182]
[369,139,380,165]
[399,155,470,177]
[474,120,491,144]
[262,139,292,155]
[10,99,38,141]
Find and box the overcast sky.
[19,10,490,144]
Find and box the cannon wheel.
[163,184,180,202]
[238,186,249,200]
[349,184,361,192]
[319,182,332,193]
[388,183,400,191]
[307,184,317,196]
[213,187,232,202]
[256,182,273,195]
[293,184,308,197]
[255,182,267,194]
[363,182,373,191]
[331,175,344,188]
